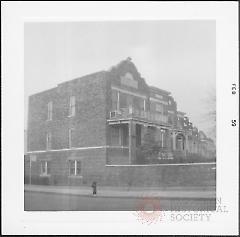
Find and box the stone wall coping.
[106,162,216,167]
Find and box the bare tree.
[204,87,216,140]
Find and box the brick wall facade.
[25,153,215,187]
[25,58,215,186]
[28,71,108,152]
[25,148,107,186]
[26,71,110,185]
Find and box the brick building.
[25,58,216,186]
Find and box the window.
[119,93,128,109]
[120,72,138,89]
[69,129,73,148]
[168,116,173,124]
[40,161,50,176]
[136,124,142,146]
[121,125,129,146]
[155,103,164,113]
[69,160,81,176]
[110,126,120,146]
[47,101,53,120]
[111,90,118,111]
[69,96,76,117]
[46,132,52,150]
[133,97,145,111]
[155,94,163,100]
[110,126,128,146]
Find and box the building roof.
[29,86,57,98]
[177,111,186,116]
[149,86,171,95]
[57,70,106,87]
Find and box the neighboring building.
[24,129,27,155]
[198,131,216,159]
[25,58,216,185]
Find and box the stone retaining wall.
[103,163,216,187]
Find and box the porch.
[106,120,186,165]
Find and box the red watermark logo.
[133,196,227,224]
[134,196,165,224]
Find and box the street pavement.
[24,184,216,199]
[24,191,216,211]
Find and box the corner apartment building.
[25,58,215,185]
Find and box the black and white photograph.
[2,2,239,235]
[24,20,216,211]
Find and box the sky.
[24,21,216,138]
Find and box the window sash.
[69,129,73,148]
[69,96,76,116]
[41,161,49,175]
[133,97,145,111]
[69,160,75,175]
[155,103,164,113]
[111,127,120,146]
[76,161,81,175]
[47,102,53,120]
[46,133,52,150]
[69,160,81,176]
[111,90,118,110]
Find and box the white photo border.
[2,1,239,235]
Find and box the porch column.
[129,120,132,164]
[172,131,176,150]
[119,126,122,146]
[165,129,172,150]
[117,91,120,111]
[160,129,164,148]
[128,120,136,164]
[143,99,146,111]
[185,134,189,152]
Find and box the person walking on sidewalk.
[91,181,97,196]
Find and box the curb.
[24,189,216,200]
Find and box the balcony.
[177,121,184,130]
[109,107,168,125]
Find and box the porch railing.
[109,107,168,124]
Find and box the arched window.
[176,134,185,151]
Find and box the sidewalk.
[24,184,216,199]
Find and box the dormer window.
[120,72,138,89]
